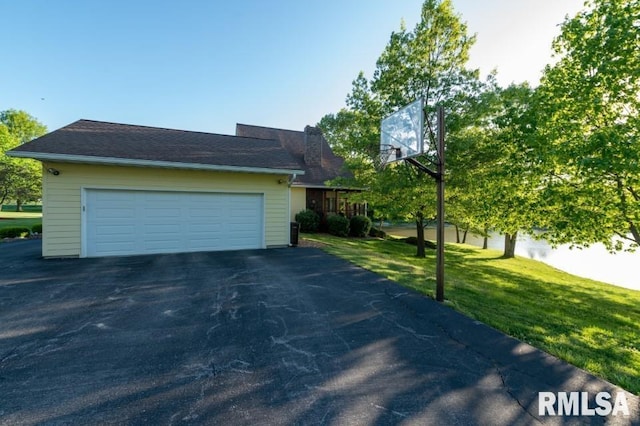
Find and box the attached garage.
[84,189,264,257]
[7,119,304,258]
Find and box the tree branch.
[627,185,640,202]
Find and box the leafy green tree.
[446,83,541,257]
[0,110,47,210]
[490,84,541,257]
[321,0,480,257]
[536,0,640,251]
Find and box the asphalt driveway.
[0,240,638,425]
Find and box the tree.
[490,84,542,258]
[536,0,640,251]
[446,83,541,258]
[320,0,480,258]
[0,110,47,210]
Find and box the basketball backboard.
[380,98,424,167]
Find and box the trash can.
[290,222,300,246]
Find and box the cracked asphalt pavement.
[1,240,638,425]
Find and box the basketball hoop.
[378,99,446,303]
[379,144,401,168]
[380,98,424,165]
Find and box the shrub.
[349,215,372,237]
[406,236,418,245]
[403,236,436,249]
[369,227,387,238]
[0,227,31,238]
[295,209,320,233]
[327,214,350,237]
[32,224,43,234]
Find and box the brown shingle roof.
[8,120,303,173]
[235,123,351,187]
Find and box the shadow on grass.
[312,235,640,396]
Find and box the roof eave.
[291,182,364,191]
[7,151,305,176]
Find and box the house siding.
[290,187,306,222]
[41,162,289,257]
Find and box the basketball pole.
[403,105,445,302]
[435,106,445,302]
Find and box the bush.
[405,236,418,245]
[32,224,43,234]
[295,209,320,233]
[327,214,350,237]
[349,215,372,237]
[369,227,387,238]
[403,236,437,249]
[0,227,31,238]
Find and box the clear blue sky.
[1,0,584,135]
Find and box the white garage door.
[84,189,263,257]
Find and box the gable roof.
[235,123,351,187]
[8,119,304,175]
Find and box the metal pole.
[436,106,445,302]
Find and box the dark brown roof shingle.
[9,119,303,172]
[235,123,351,186]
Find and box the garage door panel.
[142,221,182,232]
[187,223,223,238]
[144,206,181,215]
[95,225,136,236]
[94,192,134,202]
[85,189,263,257]
[188,239,224,249]
[144,239,183,251]
[94,230,136,241]
[189,208,216,218]
[95,242,137,254]
[142,231,182,241]
[95,208,135,219]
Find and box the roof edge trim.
[7,151,305,176]
[291,183,364,191]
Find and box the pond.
[382,224,639,292]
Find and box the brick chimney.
[304,126,323,166]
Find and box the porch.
[305,188,367,219]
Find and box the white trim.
[80,184,265,195]
[8,151,305,176]
[262,193,267,249]
[287,186,292,245]
[80,188,88,258]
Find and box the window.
[325,192,337,214]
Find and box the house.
[7,119,362,258]
[236,124,365,222]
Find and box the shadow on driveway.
[0,240,638,425]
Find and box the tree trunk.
[629,222,640,246]
[416,212,425,258]
[503,232,517,258]
[483,227,489,249]
[455,224,460,243]
[16,199,22,212]
[462,229,468,244]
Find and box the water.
[383,225,639,291]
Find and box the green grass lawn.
[303,233,640,395]
[0,204,42,213]
[0,210,43,233]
